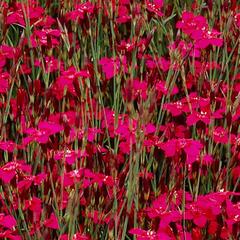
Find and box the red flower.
[30,28,61,48]
[34,56,63,73]
[212,126,229,144]
[176,11,208,36]
[23,121,63,145]
[0,214,17,229]
[50,67,90,100]
[6,4,44,27]
[54,149,87,165]
[0,72,9,94]
[129,228,159,240]
[72,233,90,240]
[117,5,131,23]
[0,161,31,183]
[177,11,223,49]
[65,2,95,21]
[186,110,211,126]
[132,79,148,100]
[161,138,203,164]
[163,100,190,116]
[44,213,59,230]
[99,56,127,80]
[61,168,85,187]
[146,0,163,17]
[26,197,42,214]
[0,140,17,152]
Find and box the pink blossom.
[161,138,203,164]
[0,72,9,94]
[44,213,59,230]
[99,56,127,80]
[65,3,95,21]
[0,140,17,152]
[0,161,31,183]
[0,214,17,229]
[23,121,63,145]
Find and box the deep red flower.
[0,72,9,94]
[30,28,61,48]
[72,233,90,240]
[6,4,44,27]
[54,149,87,165]
[212,126,229,144]
[65,2,95,21]
[34,56,63,73]
[0,214,17,229]
[117,5,131,23]
[129,228,160,240]
[0,140,17,152]
[44,213,59,230]
[186,109,211,126]
[0,161,31,183]
[177,11,223,48]
[146,0,163,17]
[161,138,203,164]
[163,100,190,116]
[23,121,63,145]
[99,56,127,80]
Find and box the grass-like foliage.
[0,0,239,239]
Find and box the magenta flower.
[0,230,21,240]
[177,11,223,49]
[193,29,223,49]
[72,233,90,240]
[87,128,103,142]
[25,197,42,214]
[99,56,127,80]
[33,172,47,185]
[23,121,63,145]
[0,140,17,152]
[6,4,44,27]
[163,100,190,116]
[168,40,201,58]
[186,110,211,126]
[0,161,31,183]
[129,228,160,240]
[155,81,178,98]
[50,67,90,100]
[117,5,131,23]
[44,213,59,230]
[0,72,9,94]
[65,2,95,21]
[202,154,214,165]
[145,56,170,72]
[84,171,115,187]
[176,11,208,36]
[0,214,17,229]
[61,168,85,187]
[54,149,87,165]
[132,79,148,100]
[146,0,163,17]
[17,176,34,192]
[129,227,173,240]
[30,28,61,48]
[34,56,63,73]
[234,13,240,28]
[161,138,203,164]
[212,126,229,144]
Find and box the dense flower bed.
[0,0,239,239]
